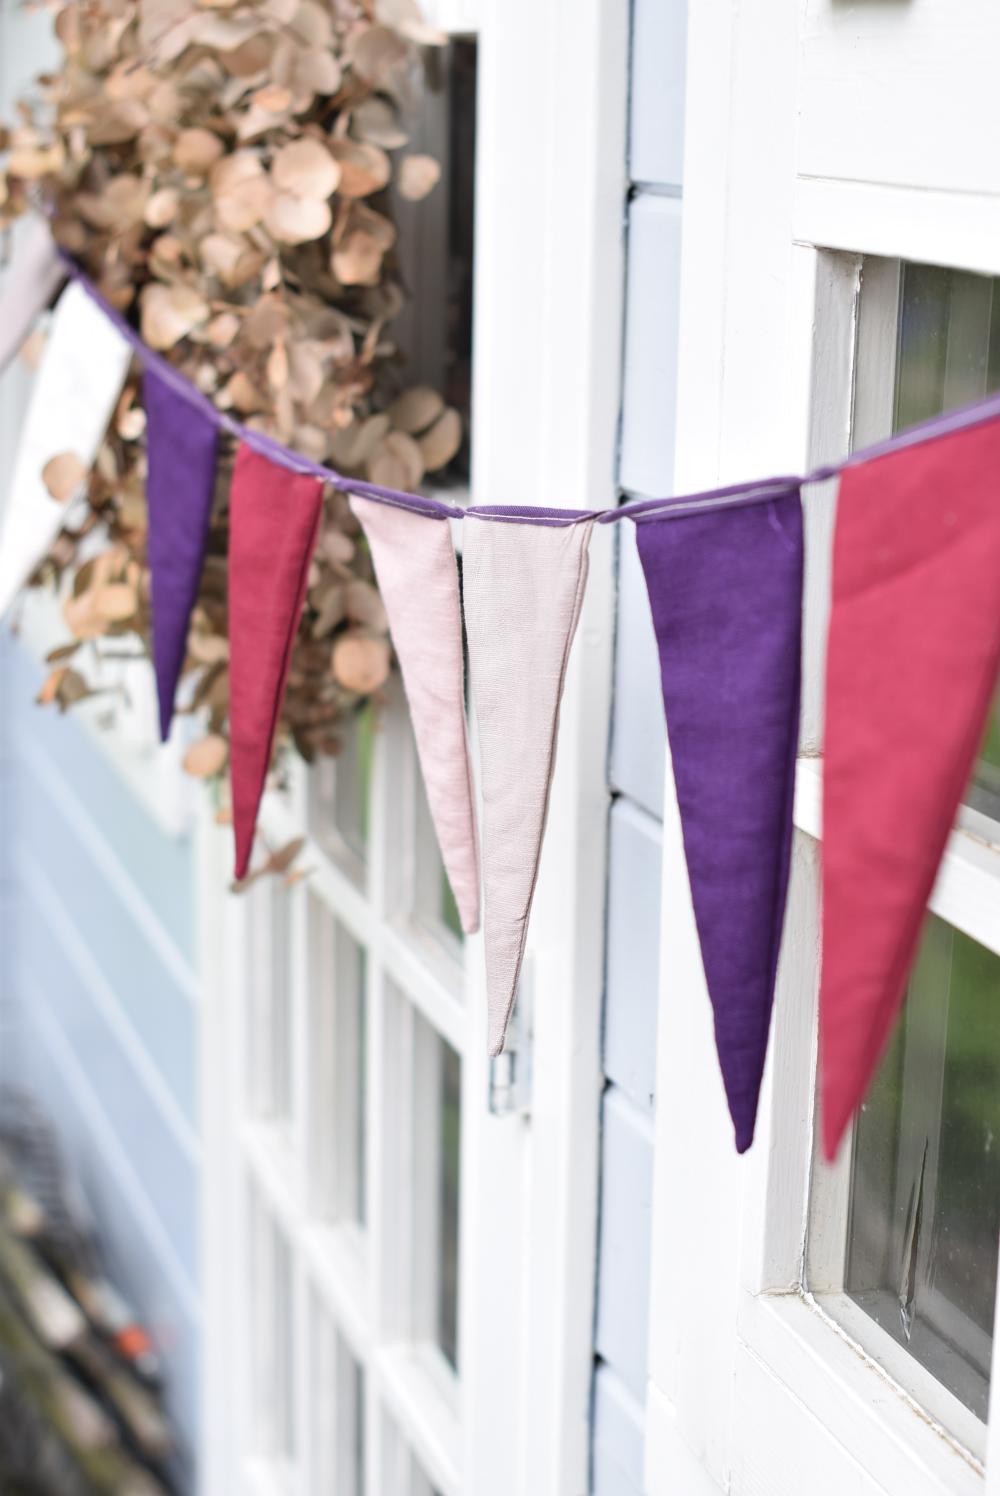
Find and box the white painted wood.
[797,0,1000,200]
[619,194,684,498]
[629,0,687,189]
[592,1364,646,1496]
[646,0,1000,1492]
[199,10,628,1491]
[604,799,663,1110]
[793,178,1000,281]
[609,522,666,818]
[594,1088,656,1399]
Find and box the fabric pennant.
[145,368,219,741]
[0,279,132,618]
[0,215,65,380]
[463,515,593,1054]
[229,442,324,880]
[350,496,480,934]
[635,488,804,1153]
[820,419,1000,1160]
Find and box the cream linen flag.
[350,496,481,934]
[0,280,132,618]
[463,514,594,1053]
[0,215,65,379]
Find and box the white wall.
[592,1,686,1489]
[0,2,202,1477]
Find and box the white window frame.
[645,4,1000,1495]
[199,4,629,1496]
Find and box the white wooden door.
[646,3,1000,1494]
[198,3,629,1494]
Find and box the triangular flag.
[0,280,131,618]
[635,487,804,1152]
[821,419,1000,1160]
[0,215,64,379]
[144,367,219,742]
[350,496,480,934]
[463,515,593,1053]
[229,442,323,879]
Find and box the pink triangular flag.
[350,497,480,934]
[821,417,1000,1159]
[229,443,324,879]
[463,514,594,1053]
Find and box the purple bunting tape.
[57,249,1000,528]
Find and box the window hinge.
[488,960,533,1118]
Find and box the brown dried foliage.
[1,0,462,801]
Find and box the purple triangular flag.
[635,486,804,1152]
[144,367,219,741]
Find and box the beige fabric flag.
[0,280,132,619]
[463,515,594,1054]
[0,215,64,379]
[350,496,481,935]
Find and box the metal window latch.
[488,962,533,1118]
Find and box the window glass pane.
[392,37,477,487]
[247,879,293,1126]
[844,917,1000,1420]
[308,896,367,1226]
[413,1014,462,1370]
[311,1299,365,1495]
[307,702,375,881]
[889,263,1000,821]
[827,260,1000,1437]
[249,1194,296,1461]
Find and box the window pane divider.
[373,1341,463,1496]
[258,794,466,1052]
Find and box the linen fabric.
[463,516,593,1054]
[821,419,1000,1159]
[635,488,804,1153]
[350,496,480,934]
[0,280,132,618]
[0,214,64,379]
[229,442,324,880]
[145,367,219,741]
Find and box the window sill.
[793,755,1000,952]
[737,1286,983,1493]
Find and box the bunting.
[636,487,804,1152]
[228,443,324,880]
[7,238,1000,1155]
[820,420,1000,1159]
[144,367,219,742]
[463,514,594,1055]
[0,280,131,618]
[350,496,481,935]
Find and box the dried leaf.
[418,408,462,471]
[272,137,340,199]
[141,283,210,349]
[42,451,88,503]
[183,734,229,777]
[173,127,224,174]
[389,385,443,435]
[398,153,440,201]
[332,631,391,692]
[332,229,383,286]
[265,191,332,245]
[94,582,138,621]
[329,139,390,198]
